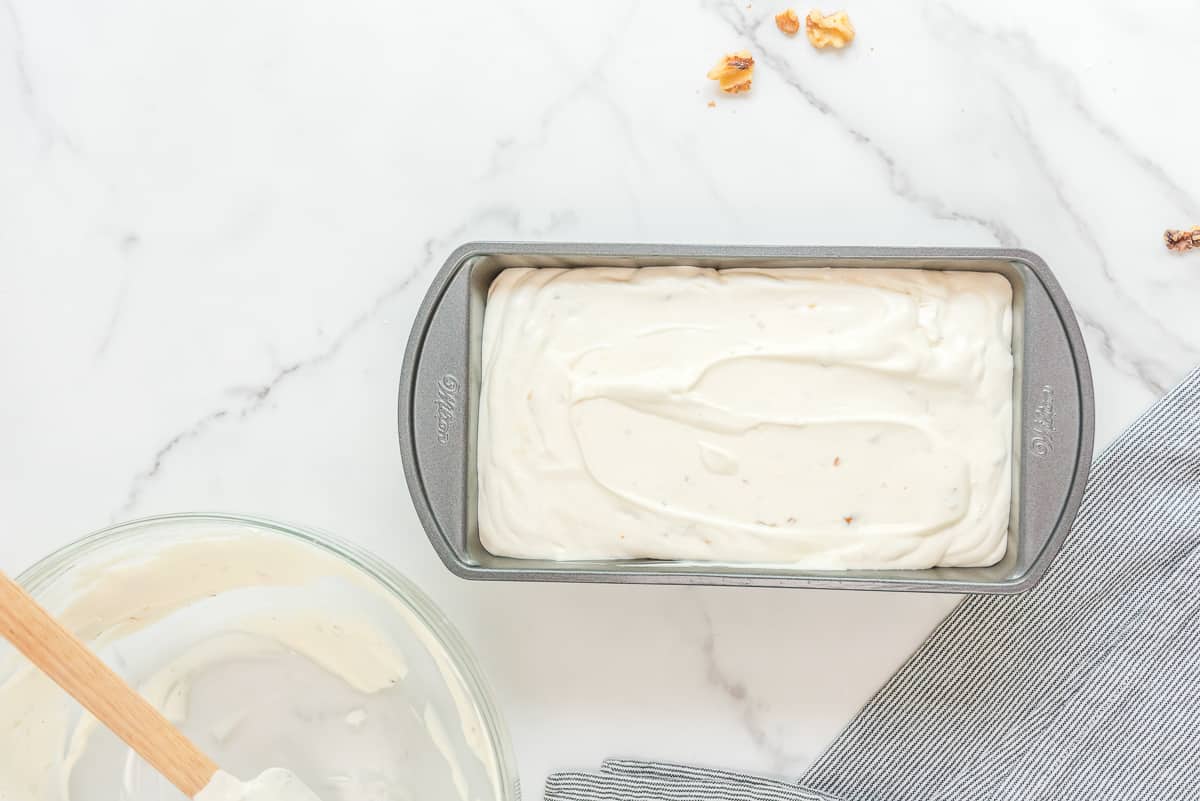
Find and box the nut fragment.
[776,8,801,34]
[806,9,855,48]
[1165,226,1200,253]
[707,50,755,94]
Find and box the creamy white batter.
[0,527,505,801]
[479,266,1014,569]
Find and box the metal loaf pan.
[398,243,1094,593]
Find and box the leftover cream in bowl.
[0,514,517,801]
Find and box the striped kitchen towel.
[545,760,843,800]
[546,367,1200,801]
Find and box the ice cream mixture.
[0,526,505,801]
[479,266,1014,569]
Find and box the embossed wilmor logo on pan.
[1030,385,1055,456]
[434,374,460,445]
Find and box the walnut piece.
[806,9,855,49]
[707,50,755,94]
[1165,226,1200,253]
[776,9,801,34]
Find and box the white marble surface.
[2,0,1198,793]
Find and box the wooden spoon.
[0,570,220,797]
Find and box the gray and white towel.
[547,367,1200,800]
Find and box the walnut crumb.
[707,100,717,108]
[843,516,854,524]
[806,9,855,48]
[707,50,755,94]
[1165,226,1200,252]
[776,8,801,34]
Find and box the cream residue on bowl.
[0,524,505,801]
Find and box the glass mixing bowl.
[0,513,519,801]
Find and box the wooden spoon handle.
[0,570,219,797]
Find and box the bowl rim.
[14,511,520,801]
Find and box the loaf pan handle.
[399,245,478,572]
[1007,249,1095,588]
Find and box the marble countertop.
[2,0,1198,791]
